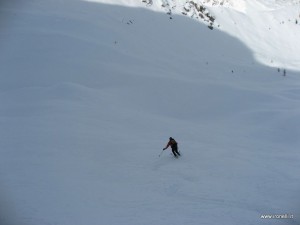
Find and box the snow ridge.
[142,0,225,28]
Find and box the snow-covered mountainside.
[1,0,300,225]
[88,0,300,70]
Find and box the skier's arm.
[163,142,170,150]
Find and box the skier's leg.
[174,147,180,156]
[171,149,178,157]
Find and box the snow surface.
[88,0,300,70]
[208,0,300,70]
[1,0,300,225]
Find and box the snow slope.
[209,0,300,70]
[88,0,300,70]
[1,0,300,225]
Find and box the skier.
[163,137,181,158]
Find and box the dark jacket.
[164,138,177,150]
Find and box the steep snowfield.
[88,0,300,70]
[209,0,300,70]
[1,0,300,225]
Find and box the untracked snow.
[88,0,300,70]
[0,0,300,225]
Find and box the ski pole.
[159,149,164,157]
